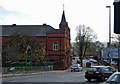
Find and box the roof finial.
[60,4,66,24]
[63,3,64,11]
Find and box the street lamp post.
[106,6,111,47]
[26,45,32,71]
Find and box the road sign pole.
[117,48,120,71]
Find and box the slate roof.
[60,11,66,24]
[1,24,64,36]
[60,10,68,25]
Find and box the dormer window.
[53,42,59,51]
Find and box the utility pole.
[106,6,111,47]
[106,6,112,65]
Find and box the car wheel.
[87,78,91,81]
[101,76,105,81]
[97,78,101,82]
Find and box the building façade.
[1,10,71,70]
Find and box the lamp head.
[106,6,111,8]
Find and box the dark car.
[85,66,116,81]
[86,61,91,67]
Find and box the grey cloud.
[0,6,25,18]
[0,6,9,16]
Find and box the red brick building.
[1,10,71,69]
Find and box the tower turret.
[59,7,68,29]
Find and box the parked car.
[89,59,97,63]
[86,61,91,67]
[70,64,82,72]
[106,72,120,84]
[111,61,117,65]
[85,66,116,81]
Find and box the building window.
[53,42,59,51]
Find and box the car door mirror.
[112,69,116,72]
[113,70,116,72]
[110,67,116,72]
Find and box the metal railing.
[2,65,53,77]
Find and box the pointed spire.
[60,4,67,24]
[60,11,66,23]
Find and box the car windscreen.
[107,74,120,82]
[72,64,78,67]
[87,67,97,71]
[100,67,110,72]
[116,74,120,82]
[87,67,107,72]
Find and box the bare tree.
[116,34,120,47]
[75,25,97,66]
[111,34,120,47]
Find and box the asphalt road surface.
[1,59,107,84]
[2,70,106,84]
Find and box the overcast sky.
[0,0,115,42]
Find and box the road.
[2,69,106,84]
[1,59,107,84]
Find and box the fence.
[2,65,53,77]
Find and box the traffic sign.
[114,1,120,34]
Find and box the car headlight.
[96,71,99,74]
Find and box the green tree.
[2,34,46,67]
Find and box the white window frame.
[53,42,59,51]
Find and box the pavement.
[1,70,69,78]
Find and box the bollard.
[48,65,50,71]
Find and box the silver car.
[70,64,82,72]
[106,72,120,84]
